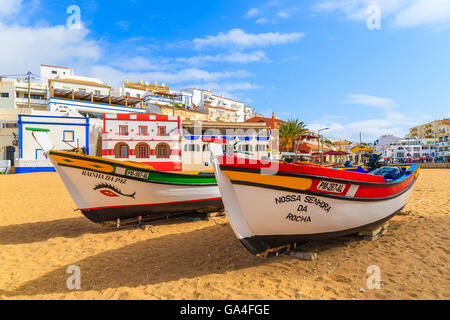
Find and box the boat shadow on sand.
[0,217,110,245]
[0,215,210,245]
[0,211,414,298]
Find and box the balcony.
[15,98,47,106]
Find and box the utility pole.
[27,71,31,108]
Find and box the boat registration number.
[317,181,346,193]
[126,170,149,179]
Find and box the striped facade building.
[102,113,182,171]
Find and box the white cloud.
[0,0,23,17]
[108,56,162,72]
[176,51,269,66]
[0,2,255,94]
[90,66,252,88]
[395,0,450,27]
[314,0,450,28]
[308,94,425,141]
[314,0,406,20]
[256,18,269,24]
[193,28,305,49]
[0,23,101,75]
[246,8,260,18]
[347,94,397,109]
[277,10,290,19]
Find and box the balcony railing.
[15,98,47,106]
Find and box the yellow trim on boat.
[49,150,214,175]
[51,154,115,173]
[223,170,313,191]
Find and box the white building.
[380,138,436,163]
[182,88,246,122]
[181,121,272,171]
[373,134,402,153]
[436,128,450,162]
[16,110,90,173]
[0,77,47,110]
[40,64,74,81]
[0,108,24,168]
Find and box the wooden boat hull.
[211,153,419,256]
[48,151,223,226]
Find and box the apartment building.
[0,77,47,111]
[406,119,450,139]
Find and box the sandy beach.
[0,169,448,300]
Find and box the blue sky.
[1,0,450,142]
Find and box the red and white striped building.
[102,113,182,171]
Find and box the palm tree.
[279,119,309,152]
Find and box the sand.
[0,170,448,300]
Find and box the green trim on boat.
[146,171,217,184]
[26,127,50,132]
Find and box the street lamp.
[318,128,329,164]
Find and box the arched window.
[135,143,150,159]
[156,143,170,159]
[114,143,130,158]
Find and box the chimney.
[140,80,143,85]
[272,112,276,119]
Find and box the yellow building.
[406,119,450,139]
[124,79,170,94]
[206,105,238,122]
[151,103,209,121]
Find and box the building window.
[138,126,148,136]
[203,144,210,152]
[238,144,252,152]
[35,149,47,160]
[157,126,167,136]
[137,93,141,98]
[51,71,57,75]
[24,94,44,100]
[94,90,100,95]
[114,143,130,158]
[119,125,128,136]
[135,143,150,158]
[63,130,75,142]
[78,89,86,93]
[156,143,170,159]
[1,93,9,98]
[2,122,18,128]
[256,145,267,152]
[126,92,131,96]
[184,144,200,152]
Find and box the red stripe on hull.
[219,156,386,184]
[354,174,414,198]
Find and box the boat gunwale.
[48,150,217,185]
[219,164,419,187]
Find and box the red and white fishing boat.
[210,145,420,256]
